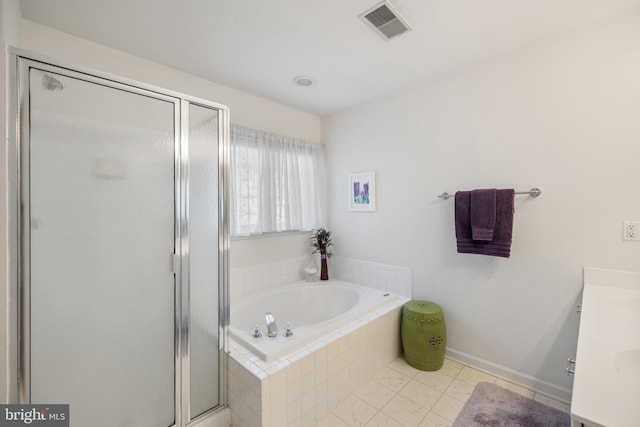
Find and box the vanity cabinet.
[570,268,640,427]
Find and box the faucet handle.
[252,325,262,338]
[283,323,294,337]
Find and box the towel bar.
[437,188,541,200]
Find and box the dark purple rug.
[453,382,571,427]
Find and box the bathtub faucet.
[265,312,278,337]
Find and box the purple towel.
[455,189,515,258]
[471,189,497,241]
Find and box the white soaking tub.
[229,280,400,361]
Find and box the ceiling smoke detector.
[360,1,412,41]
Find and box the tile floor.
[316,357,570,427]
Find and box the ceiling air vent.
[360,1,411,41]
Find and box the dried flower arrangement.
[310,228,333,280]
[311,228,333,256]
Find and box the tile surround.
[230,257,307,302]
[228,301,406,427]
[330,257,413,298]
[230,256,412,303]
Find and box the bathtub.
[229,280,400,361]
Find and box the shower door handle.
[566,357,576,375]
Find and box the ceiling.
[18,0,640,116]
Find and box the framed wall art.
[348,171,376,212]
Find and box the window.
[230,125,325,236]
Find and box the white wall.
[20,21,321,143]
[323,12,640,400]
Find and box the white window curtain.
[230,125,325,236]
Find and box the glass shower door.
[187,103,220,419]
[27,67,177,427]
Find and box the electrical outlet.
[622,221,640,241]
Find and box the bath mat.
[453,382,571,427]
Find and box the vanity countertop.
[571,267,640,427]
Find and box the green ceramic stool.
[401,300,446,371]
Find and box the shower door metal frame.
[179,98,231,425]
[7,49,230,427]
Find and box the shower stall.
[7,52,229,427]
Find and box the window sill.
[230,229,312,241]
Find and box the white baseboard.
[445,347,572,404]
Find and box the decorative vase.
[320,253,328,280]
[303,256,318,282]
